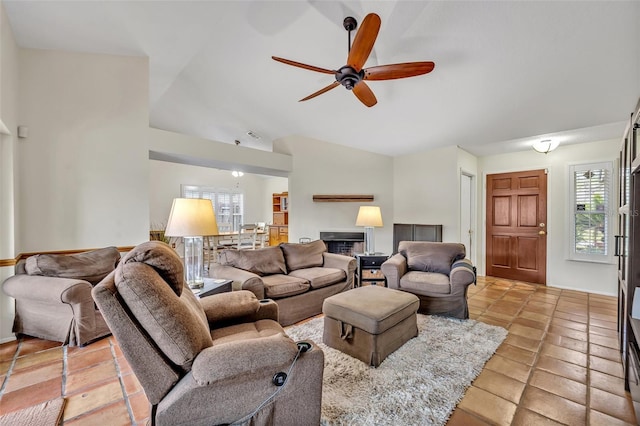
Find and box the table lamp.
[165,198,219,289]
[355,206,383,255]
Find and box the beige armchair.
[92,241,324,426]
[381,241,476,319]
[2,246,120,346]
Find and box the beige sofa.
[212,240,356,326]
[2,246,121,346]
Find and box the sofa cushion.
[400,271,451,295]
[289,267,346,290]
[218,246,287,276]
[25,246,121,285]
[119,241,184,295]
[262,274,310,299]
[280,240,326,272]
[399,241,465,275]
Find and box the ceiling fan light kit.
[272,13,435,107]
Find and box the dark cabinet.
[619,97,640,424]
[393,224,443,254]
[354,254,389,287]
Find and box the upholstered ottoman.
[322,285,420,367]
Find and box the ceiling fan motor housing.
[336,66,364,90]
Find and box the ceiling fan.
[272,13,435,107]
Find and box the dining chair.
[237,224,258,250]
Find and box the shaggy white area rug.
[285,314,508,426]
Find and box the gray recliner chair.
[92,241,324,426]
[381,241,476,319]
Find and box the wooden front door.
[486,169,548,284]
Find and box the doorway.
[486,169,548,284]
[460,172,474,263]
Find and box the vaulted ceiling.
[4,1,640,156]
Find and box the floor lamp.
[356,206,383,255]
[164,198,219,289]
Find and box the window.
[569,162,613,262]
[181,185,244,232]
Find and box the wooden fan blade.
[272,56,335,74]
[352,81,377,107]
[347,13,381,72]
[364,62,435,81]
[299,81,340,102]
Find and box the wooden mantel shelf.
[312,195,374,202]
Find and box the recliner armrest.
[3,274,93,304]
[200,290,263,323]
[191,333,300,385]
[380,254,408,289]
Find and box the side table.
[354,253,390,287]
[192,278,233,298]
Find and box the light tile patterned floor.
[0,276,635,425]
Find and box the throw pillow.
[280,240,326,272]
[218,246,287,276]
[25,246,121,285]
[400,241,465,275]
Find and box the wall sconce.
[532,139,559,154]
[355,206,384,255]
[231,171,244,177]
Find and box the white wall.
[479,139,619,295]
[0,1,20,343]
[149,127,292,177]
[274,135,394,252]
[17,49,150,251]
[393,145,479,261]
[393,146,461,242]
[149,159,287,228]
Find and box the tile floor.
[0,276,636,425]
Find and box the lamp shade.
[355,206,383,227]
[164,198,219,237]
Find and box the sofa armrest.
[322,252,356,287]
[450,258,476,292]
[192,333,299,385]
[210,264,265,299]
[380,254,408,290]
[3,274,94,304]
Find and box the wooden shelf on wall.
[312,195,374,203]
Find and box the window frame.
[181,184,244,232]
[568,161,614,263]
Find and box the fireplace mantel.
[312,195,374,202]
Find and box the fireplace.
[320,231,365,257]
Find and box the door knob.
[539,230,546,235]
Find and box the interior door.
[460,173,473,262]
[486,169,548,284]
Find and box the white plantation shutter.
[181,185,244,232]
[569,162,613,262]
